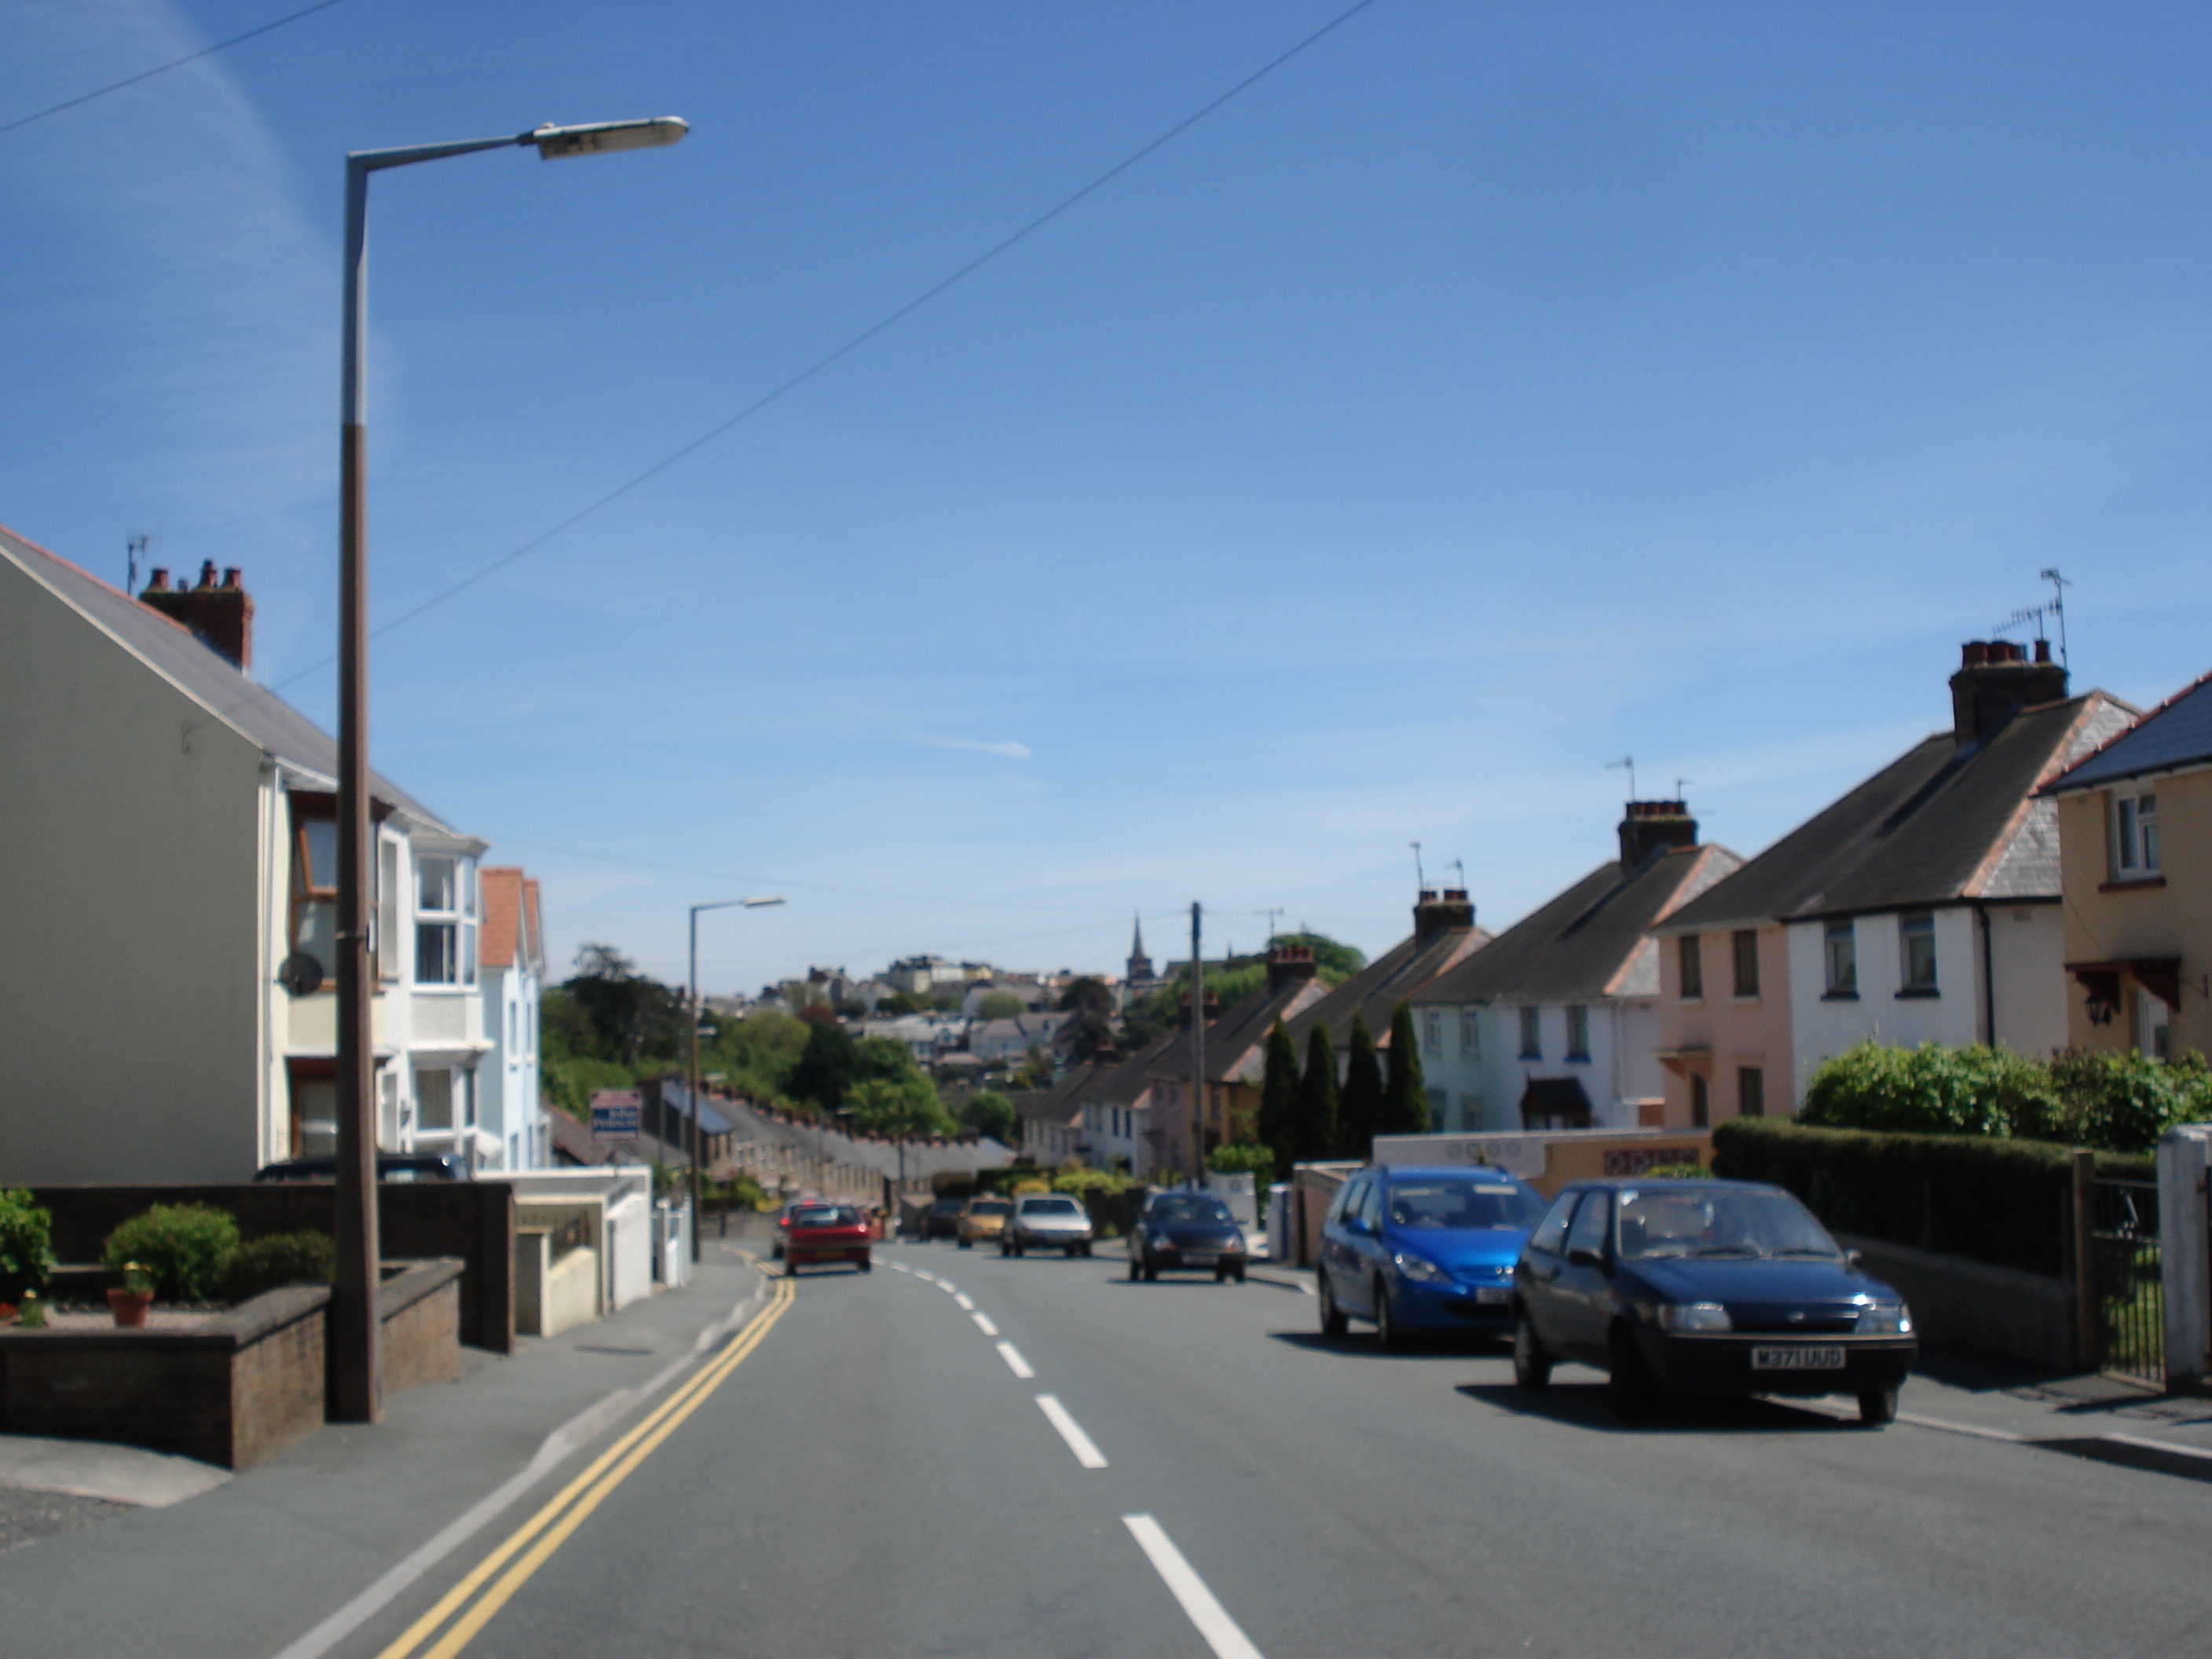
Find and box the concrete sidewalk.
[0,1243,775,1659]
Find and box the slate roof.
[0,523,453,830]
[1141,972,1333,1086]
[1660,693,2135,932]
[1284,920,1489,1052]
[1413,844,1739,1008]
[2042,668,2212,795]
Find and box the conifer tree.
[1381,1000,1430,1135]
[1291,1023,1339,1166]
[1256,1020,1298,1166]
[1338,1013,1384,1160]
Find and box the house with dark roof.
[1653,641,2135,1126]
[1411,802,1741,1133]
[0,525,504,1180]
[1137,944,1335,1175]
[2040,665,2212,1062]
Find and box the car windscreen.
[1145,1197,1236,1225]
[1616,1187,1840,1261]
[1020,1197,1082,1215]
[793,1207,858,1227]
[1384,1179,1547,1230]
[968,1200,1011,1215]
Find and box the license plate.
[1182,1252,1218,1266]
[1750,1345,1846,1371]
[1473,1286,1511,1305]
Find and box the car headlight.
[1655,1301,1733,1333]
[1150,1233,1172,1252]
[1391,1251,1452,1285]
[1855,1302,1913,1335]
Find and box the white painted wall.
[1788,906,1984,1101]
[1987,904,2068,1057]
[0,561,269,1181]
[1416,999,1652,1133]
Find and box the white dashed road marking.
[1122,1514,1265,1659]
[996,1342,1035,1379]
[955,1293,975,1310]
[1035,1394,1108,1469]
[972,1312,999,1337]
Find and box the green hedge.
[1712,1119,2152,1277]
[1800,1041,2212,1153]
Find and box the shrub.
[1800,1039,2212,1152]
[1714,1119,2152,1276]
[103,1204,242,1301]
[1049,1163,1130,1196]
[217,1232,337,1303]
[1639,1162,1711,1179]
[0,1189,54,1299]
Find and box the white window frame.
[1422,1009,1443,1054]
[2111,789,2160,877]
[1459,1007,1481,1059]
[413,851,478,989]
[1824,919,1857,997]
[1899,911,1938,994]
[1565,1005,1591,1061]
[1518,1006,1543,1060]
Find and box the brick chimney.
[1266,943,1318,993]
[1619,800,1697,871]
[1948,639,2066,747]
[139,559,254,672]
[1413,887,1474,945]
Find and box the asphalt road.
[342,1237,2212,1659]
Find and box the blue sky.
[6,2,2210,994]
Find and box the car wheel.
[1232,1265,1246,1283]
[859,1258,872,1273]
[1065,1245,1079,1258]
[1608,1326,1661,1425]
[1143,1263,1159,1283]
[1318,1271,1348,1339]
[958,1237,972,1250]
[1857,1386,1899,1428]
[1080,1242,1093,1257]
[1374,1280,1401,1350]
[1512,1314,1551,1390]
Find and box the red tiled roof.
[481,866,524,969]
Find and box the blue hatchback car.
[1317,1164,1549,1346]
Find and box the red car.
[784,1203,873,1274]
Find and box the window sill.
[412,983,474,994]
[1518,1053,1542,1063]
[2098,875,2166,894]
[1565,1054,1591,1064]
[1730,994,1762,1005]
[1895,987,1941,1000]
[1821,991,1860,1002]
[1677,995,1704,1006]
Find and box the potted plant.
[108,1262,155,1328]
[17,1290,46,1329]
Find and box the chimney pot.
[138,562,255,671]
[1619,799,1699,870]
[1961,641,1987,668]
[1948,638,2068,746]
[146,567,170,591]
[196,560,218,590]
[222,566,243,589]
[2034,637,2052,664]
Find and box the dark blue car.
[1317,1164,1548,1346]
[1512,1178,1917,1426]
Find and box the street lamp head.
[742,895,787,909]
[529,116,689,160]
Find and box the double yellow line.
[375,1274,796,1659]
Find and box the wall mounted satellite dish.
[279,952,324,997]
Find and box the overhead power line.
[0,0,354,138]
[222,0,1379,720]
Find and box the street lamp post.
[688,897,784,1261]
[332,116,687,1425]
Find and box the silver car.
[1003,1193,1095,1258]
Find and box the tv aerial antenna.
[126,531,156,597]
[1608,754,1637,800]
[1410,840,1426,890]
[1994,569,2071,670]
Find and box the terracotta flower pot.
[108,1288,154,1328]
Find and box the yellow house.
[2042,668,2212,1060]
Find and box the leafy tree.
[845,1075,956,1138]
[975,991,1028,1020]
[1380,1001,1430,1135]
[1063,1008,1115,1064]
[958,1089,1018,1144]
[1338,1014,1385,1159]
[562,943,684,1064]
[789,1020,861,1112]
[1290,1024,1339,1166]
[878,990,930,1015]
[1059,976,1114,1015]
[1256,1020,1299,1164]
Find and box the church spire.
[1126,911,1155,990]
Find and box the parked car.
[956,1196,1013,1249]
[1512,1178,1917,1426]
[1003,1193,1095,1257]
[1317,1164,1547,1346]
[255,1152,466,1183]
[921,1198,967,1240]
[785,1203,873,1274]
[1129,1192,1247,1282]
